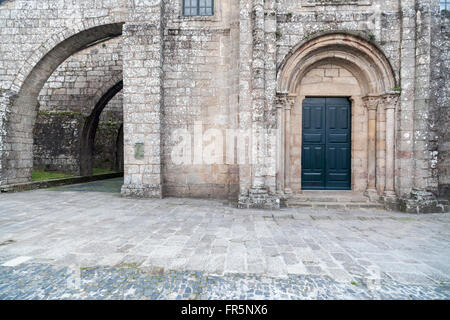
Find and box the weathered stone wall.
[158,0,239,199]
[395,1,449,211]
[33,92,123,176]
[0,89,12,180]
[38,37,122,116]
[93,121,122,171]
[161,28,239,199]
[436,12,450,199]
[33,111,84,174]
[99,91,123,122]
[276,0,400,72]
[121,21,164,198]
[411,0,435,194]
[94,92,123,171]
[0,0,126,93]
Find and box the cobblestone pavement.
[0,179,449,299]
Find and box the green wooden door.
[302,97,351,190]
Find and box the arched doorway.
[277,32,398,200]
[1,23,124,185]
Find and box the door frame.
[276,93,356,194]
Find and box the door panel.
[303,133,323,143]
[302,100,325,144]
[302,145,325,188]
[326,145,351,188]
[302,97,351,190]
[302,98,326,189]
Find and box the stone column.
[251,0,266,191]
[397,2,445,213]
[275,92,295,195]
[263,0,278,193]
[381,93,399,198]
[363,95,380,201]
[397,0,416,197]
[237,0,253,196]
[275,92,287,193]
[376,102,386,194]
[237,0,279,209]
[120,22,163,198]
[284,95,295,194]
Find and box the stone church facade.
[0,0,449,213]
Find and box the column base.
[365,188,380,202]
[238,188,280,209]
[275,189,293,208]
[121,184,162,198]
[381,191,398,211]
[438,184,450,200]
[398,189,448,214]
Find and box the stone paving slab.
[0,181,449,299]
[0,264,448,300]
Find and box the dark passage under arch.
[80,80,123,176]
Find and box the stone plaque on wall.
[134,143,144,160]
[302,0,372,6]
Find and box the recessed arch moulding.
[275,33,399,204]
[278,33,397,94]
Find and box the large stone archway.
[0,23,124,186]
[276,33,399,203]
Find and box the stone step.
[437,199,450,213]
[285,201,384,210]
[288,196,370,203]
[289,191,371,203]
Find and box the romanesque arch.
[276,32,399,201]
[2,23,124,185]
[278,32,396,94]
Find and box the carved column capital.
[275,92,295,110]
[275,91,287,107]
[285,95,296,110]
[362,94,381,111]
[380,92,400,110]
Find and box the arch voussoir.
[278,33,397,96]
